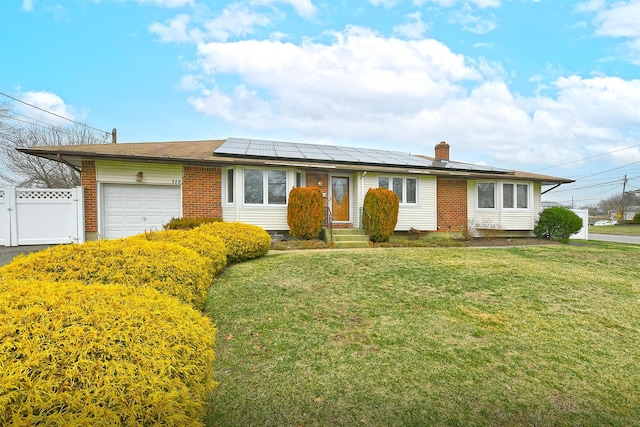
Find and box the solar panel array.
[215,137,510,173]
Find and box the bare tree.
[598,192,640,221]
[0,104,109,188]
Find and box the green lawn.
[205,242,640,426]
[589,224,640,236]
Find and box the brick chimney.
[435,141,450,161]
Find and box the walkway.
[589,234,640,245]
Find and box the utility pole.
[111,128,117,144]
[620,174,628,221]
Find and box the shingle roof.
[18,138,574,185]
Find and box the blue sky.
[1,0,640,206]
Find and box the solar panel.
[214,137,511,173]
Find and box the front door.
[331,176,350,222]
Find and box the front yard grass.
[589,224,640,236]
[205,241,640,426]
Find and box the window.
[268,171,287,204]
[378,176,417,205]
[502,183,528,209]
[226,169,234,204]
[244,169,287,205]
[477,183,495,209]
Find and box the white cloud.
[181,25,640,169]
[393,12,429,39]
[132,0,194,7]
[592,0,640,38]
[149,14,200,43]
[249,0,317,18]
[369,0,399,7]
[413,0,500,9]
[579,0,640,63]
[14,90,85,126]
[204,4,271,41]
[150,5,270,43]
[21,0,34,12]
[449,10,497,34]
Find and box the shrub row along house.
[20,138,573,240]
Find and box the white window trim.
[240,167,292,207]
[222,168,235,206]
[476,181,497,210]
[377,175,419,206]
[501,182,531,210]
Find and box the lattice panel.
[17,190,73,200]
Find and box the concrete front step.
[331,228,370,248]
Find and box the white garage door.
[102,184,181,239]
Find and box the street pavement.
[0,245,52,267]
[588,233,640,245]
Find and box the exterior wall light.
[136,171,143,182]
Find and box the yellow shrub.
[0,239,211,310]
[193,222,271,263]
[0,280,216,426]
[127,229,227,277]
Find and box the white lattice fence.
[0,187,85,246]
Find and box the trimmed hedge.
[287,187,325,240]
[534,206,583,243]
[0,239,211,310]
[164,217,223,230]
[193,222,271,263]
[0,280,216,426]
[127,229,227,277]
[362,188,399,243]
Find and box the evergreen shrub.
[362,188,400,242]
[0,239,211,310]
[165,217,223,230]
[128,229,227,277]
[193,222,271,263]
[0,280,216,426]
[287,187,325,240]
[534,206,583,243]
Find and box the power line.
[3,115,82,137]
[533,143,640,173]
[0,91,111,136]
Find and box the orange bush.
[287,186,325,240]
[363,188,399,242]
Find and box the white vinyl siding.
[468,180,539,232]
[357,173,436,231]
[378,176,417,205]
[222,167,296,230]
[96,160,182,185]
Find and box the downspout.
[541,183,562,195]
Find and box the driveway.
[589,234,640,245]
[0,245,52,267]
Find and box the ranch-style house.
[20,138,573,240]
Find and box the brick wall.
[437,178,467,232]
[305,171,329,208]
[81,160,97,234]
[182,165,222,218]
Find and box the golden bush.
[0,239,211,310]
[0,280,216,426]
[192,222,271,263]
[127,229,227,277]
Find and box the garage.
[102,184,181,239]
